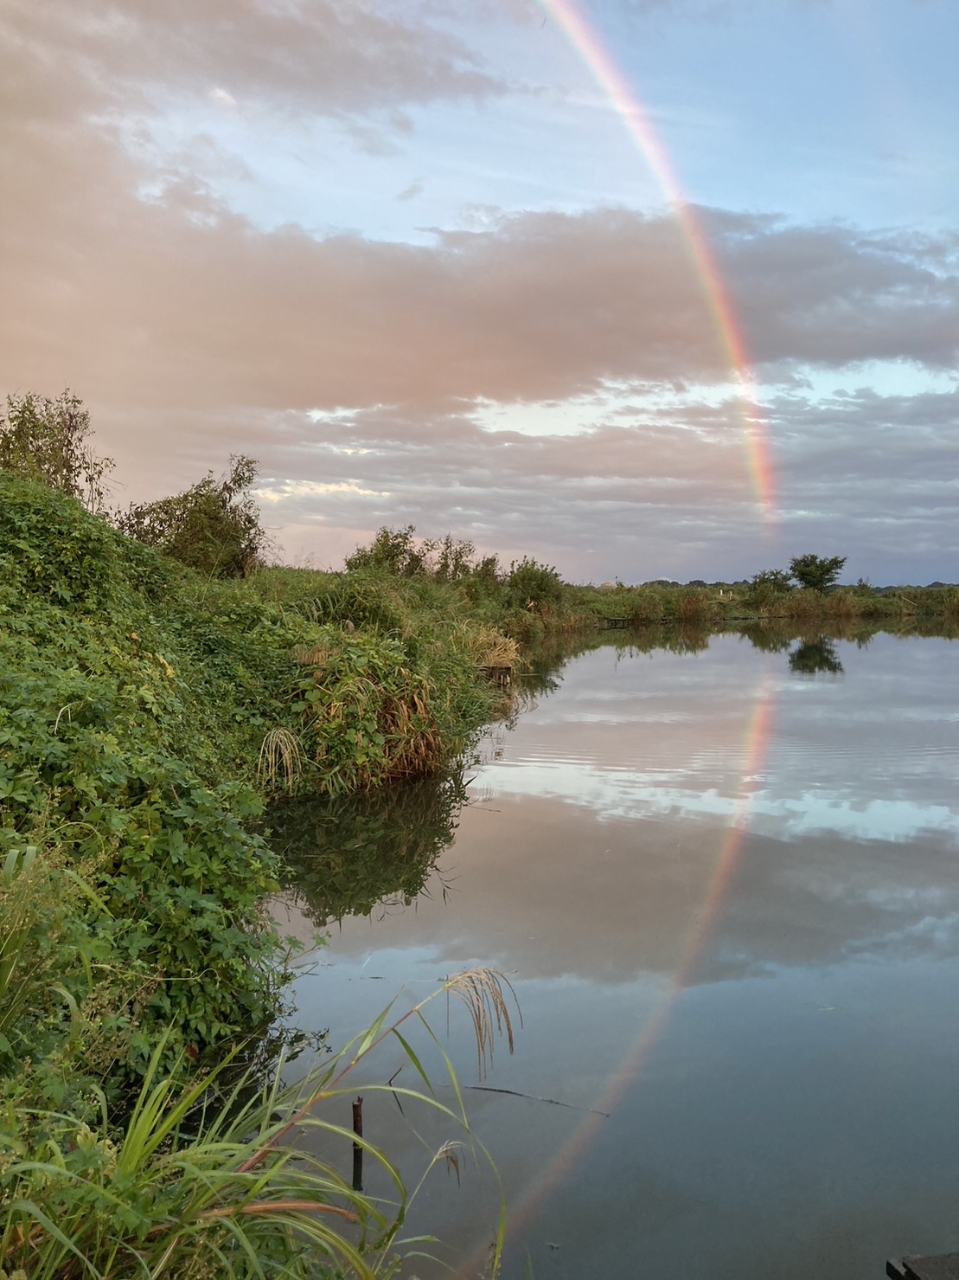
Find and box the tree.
[750,569,793,593]
[116,455,270,578]
[344,525,428,577]
[789,637,844,676]
[0,390,114,512]
[344,526,481,582]
[788,553,847,592]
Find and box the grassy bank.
[3,482,955,1073]
[0,478,526,1276]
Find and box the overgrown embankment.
[0,477,514,1090]
[1,478,536,1276]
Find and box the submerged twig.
[464,1085,609,1118]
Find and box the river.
[270,628,959,1280]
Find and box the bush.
[504,556,563,610]
[290,629,490,794]
[117,455,270,578]
[344,526,484,583]
[0,473,171,609]
[0,477,287,1067]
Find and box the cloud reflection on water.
[281,634,959,990]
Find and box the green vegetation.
[787,553,847,592]
[0,949,516,1279]
[116,454,272,579]
[0,467,522,1275]
[0,390,114,513]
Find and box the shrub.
[504,557,563,610]
[345,526,484,584]
[626,588,665,624]
[117,455,270,578]
[290,631,473,794]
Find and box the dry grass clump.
[376,685,445,780]
[257,727,304,793]
[674,588,714,622]
[449,621,520,669]
[825,589,859,618]
[783,588,827,619]
[291,643,330,666]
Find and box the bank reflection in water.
[269,771,469,928]
[273,630,959,1280]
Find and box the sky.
[1,0,956,583]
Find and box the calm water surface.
[272,632,959,1280]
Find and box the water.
[271,631,959,1279]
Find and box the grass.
[257,728,305,795]
[0,968,518,1280]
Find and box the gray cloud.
[708,211,959,372]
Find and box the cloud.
[395,178,425,202]
[3,156,956,423]
[0,0,506,124]
[209,88,238,112]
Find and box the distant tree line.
[0,391,921,603]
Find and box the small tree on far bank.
[788,553,847,592]
[751,569,794,593]
[344,526,488,583]
[747,568,795,609]
[117,455,270,578]
[0,390,114,512]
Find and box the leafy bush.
[117,455,270,578]
[344,526,484,583]
[0,471,173,611]
[290,631,484,794]
[747,568,794,611]
[344,524,430,577]
[504,556,563,610]
[0,477,289,1067]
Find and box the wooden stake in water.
[352,1095,364,1191]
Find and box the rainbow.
[457,679,777,1274]
[539,0,776,521]
[452,13,780,1267]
